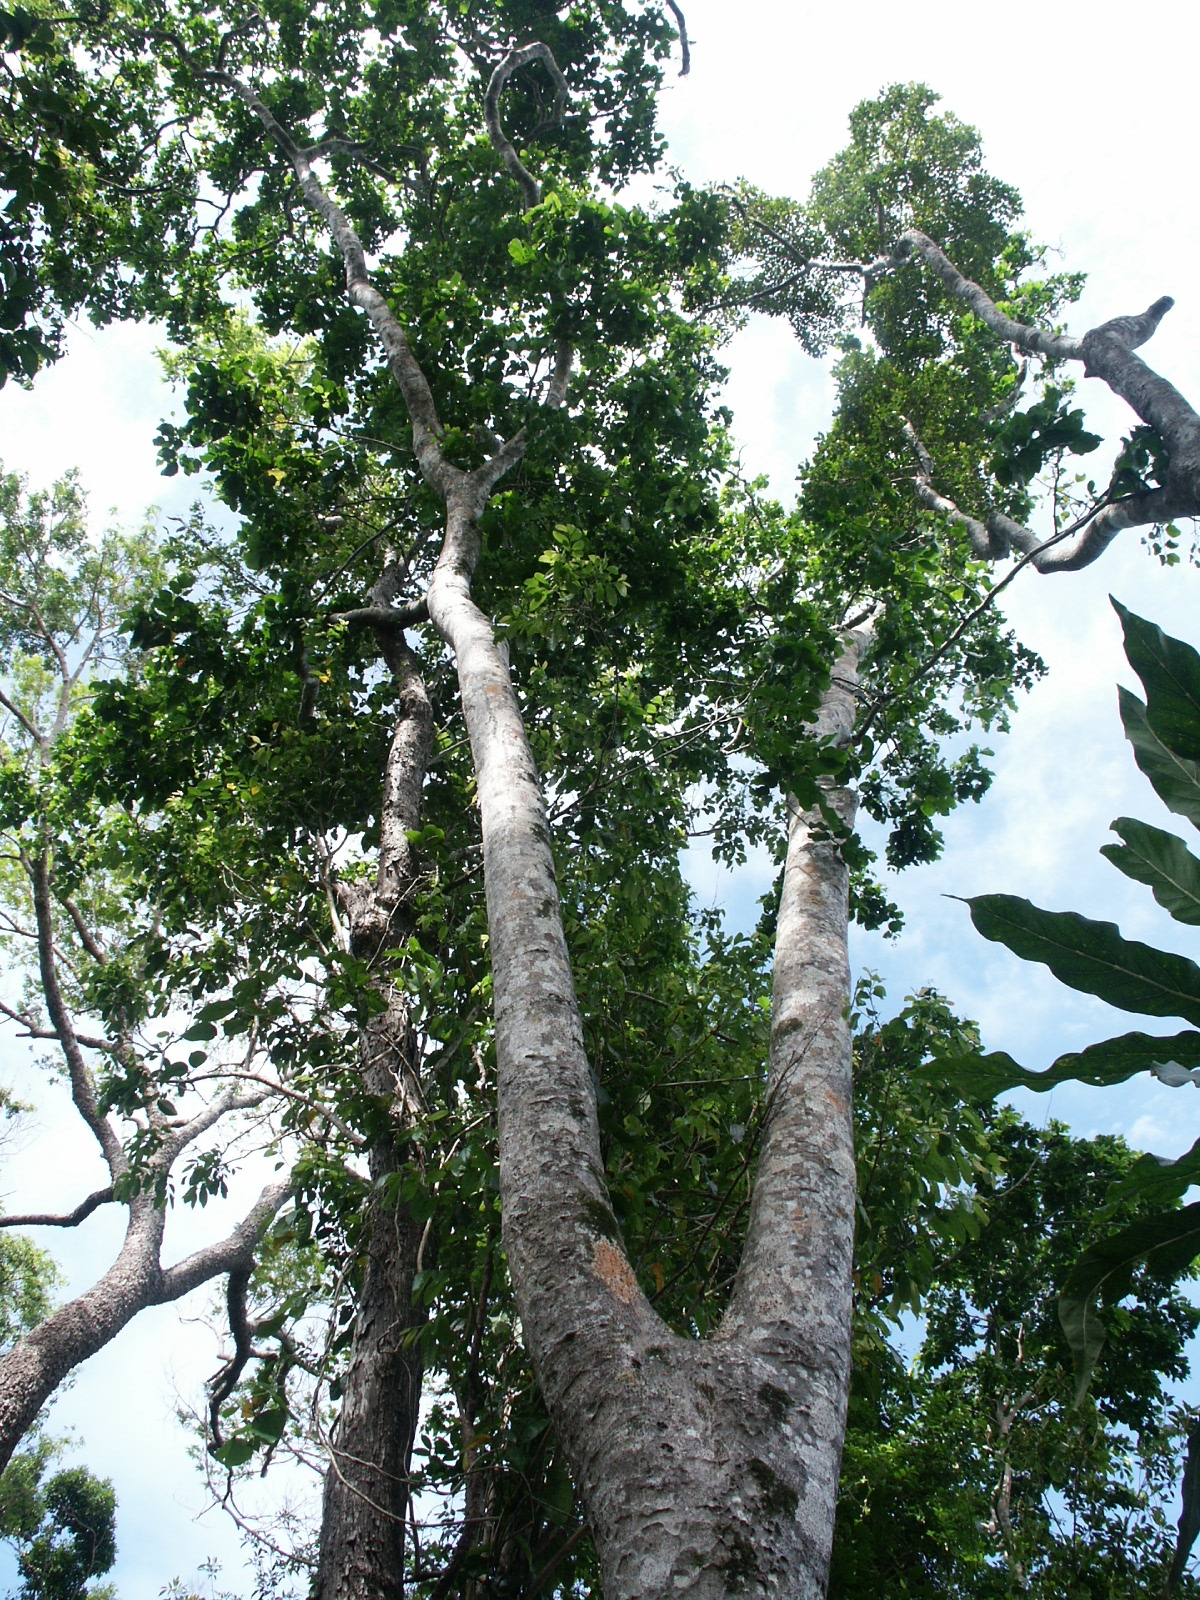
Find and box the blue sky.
[0,0,1197,1590]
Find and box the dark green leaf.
[1114,598,1200,762]
[1059,1201,1200,1402]
[924,1028,1200,1097]
[966,894,1200,1025]
[1119,686,1200,830]
[1101,817,1200,924]
[211,1436,257,1467]
[1103,1134,1200,1215]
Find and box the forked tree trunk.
[315,632,433,1600]
[429,489,863,1597]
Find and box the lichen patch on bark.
[593,1238,640,1305]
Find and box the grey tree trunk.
[427,485,865,1596]
[315,627,433,1600]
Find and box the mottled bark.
[426,490,866,1595]
[241,40,873,1591]
[315,631,434,1600]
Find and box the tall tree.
[5,6,1200,1593]
[0,463,291,1467]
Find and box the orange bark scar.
[593,1238,640,1305]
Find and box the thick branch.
[483,43,568,211]
[157,1180,291,1304]
[893,230,1081,360]
[332,598,429,631]
[663,0,691,76]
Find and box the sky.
[0,0,1198,1590]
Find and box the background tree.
[843,987,1200,1597]
[939,601,1200,1589]
[0,461,292,1468]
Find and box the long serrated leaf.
[924,1028,1200,1098]
[1102,818,1200,924]
[1059,1201,1200,1402]
[1114,598,1200,761]
[967,894,1200,1025]
[1119,688,1200,830]
[1103,1134,1200,1214]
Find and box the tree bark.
[0,1180,288,1471]
[428,483,865,1596]
[315,629,433,1600]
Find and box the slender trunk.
[429,489,864,1597]
[315,635,433,1600]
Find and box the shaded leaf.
[923,1028,1200,1098]
[966,894,1200,1025]
[1114,598,1200,762]
[1119,686,1200,829]
[1103,1134,1200,1214]
[1101,817,1200,924]
[1059,1201,1200,1402]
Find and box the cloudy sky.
[0,0,1197,1590]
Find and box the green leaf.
[1119,687,1200,829]
[211,1436,257,1467]
[248,1407,287,1443]
[924,1028,1200,1097]
[1102,1135,1200,1215]
[1059,1201,1200,1402]
[967,894,1200,1025]
[1114,598,1200,762]
[182,1020,218,1042]
[1102,818,1200,924]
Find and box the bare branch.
[901,416,1162,573]
[0,689,42,748]
[187,1069,366,1148]
[60,896,106,965]
[892,230,1081,360]
[156,1180,292,1304]
[164,1085,274,1164]
[0,996,112,1052]
[663,0,691,77]
[332,598,429,631]
[0,1187,114,1229]
[484,43,568,211]
[30,852,124,1176]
